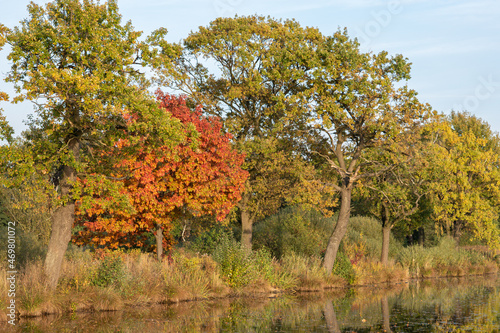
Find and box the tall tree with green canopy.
[5,0,184,289]
[307,30,434,272]
[164,15,326,249]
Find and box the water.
[8,274,500,332]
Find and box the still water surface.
[10,274,500,332]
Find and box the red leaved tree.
[73,92,248,259]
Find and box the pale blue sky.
[1,0,499,136]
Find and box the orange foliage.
[73,92,248,252]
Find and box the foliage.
[428,115,500,249]
[343,215,404,261]
[188,225,233,255]
[299,27,435,271]
[170,15,333,248]
[0,227,46,268]
[5,0,186,288]
[0,158,55,245]
[0,24,13,142]
[212,234,256,288]
[74,93,247,252]
[91,255,125,288]
[332,252,355,284]
[253,205,333,258]
[356,124,436,263]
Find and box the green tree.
[5,0,183,289]
[166,16,325,249]
[359,128,434,264]
[307,30,434,272]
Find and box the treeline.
[0,0,499,291]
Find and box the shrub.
[253,206,333,259]
[332,251,356,284]
[344,216,403,261]
[212,234,256,288]
[0,227,46,268]
[396,244,433,276]
[91,255,125,288]
[251,248,297,290]
[189,226,233,255]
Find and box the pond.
[7,274,500,332]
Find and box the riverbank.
[5,273,500,332]
[1,241,499,320]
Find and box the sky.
[0,0,499,136]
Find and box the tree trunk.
[417,227,425,246]
[381,224,391,265]
[156,226,163,262]
[44,139,79,290]
[380,203,392,265]
[323,188,352,273]
[241,208,253,251]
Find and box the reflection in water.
[381,295,391,333]
[5,274,500,332]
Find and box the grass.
[396,236,499,279]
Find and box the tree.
[6,0,183,289]
[166,15,324,249]
[0,141,55,245]
[74,92,248,260]
[429,115,500,249]
[0,24,13,142]
[306,30,433,272]
[358,130,433,264]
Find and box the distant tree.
[429,114,500,248]
[5,0,183,289]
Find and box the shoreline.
[4,270,498,321]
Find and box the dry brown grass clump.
[353,260,409,286]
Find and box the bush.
[396,244,433,276]
[344,216,403,261]
[253,206,333,259]
[189,226,233,255]
[0,227,46,268]
[91,255,125,288]
[332,252,355,284]
[251,248,297,290]
[212,234,256,288]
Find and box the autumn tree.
[306,30,434,272]
[74,92,248,260]
[429,113,500,249]
[165,15,325,249]
[0,24,13,142]
[5,0,183,289]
